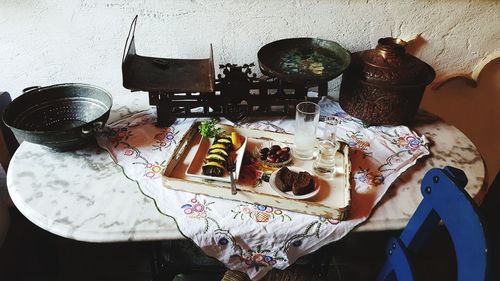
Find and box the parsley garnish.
[198,118,222,138]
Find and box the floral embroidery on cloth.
[96,98,429,280]
[231,204,292,223]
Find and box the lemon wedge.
[231,131,244,150]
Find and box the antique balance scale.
[121,16,351,126]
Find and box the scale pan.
[257,38,350,87]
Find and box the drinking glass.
[313,116,340,179]
[294,102,320,160]
[323,116,340,141]
[313,140,338,179]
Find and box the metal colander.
[3,83,112,151]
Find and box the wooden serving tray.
[162,123,351,220]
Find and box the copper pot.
[339,37,435,125]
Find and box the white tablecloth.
[97,98,429,280]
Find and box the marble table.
[7,98,486,242]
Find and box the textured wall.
[0,0,499,184]
[0,0,499,97]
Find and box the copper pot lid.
[349,37,436,87]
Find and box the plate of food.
[255,142,293,168]
[269,166,320,200]
[186,132,247,183]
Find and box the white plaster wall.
[0,0,499,98]
[0,1,499,184]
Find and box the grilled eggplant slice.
[208,148,228,157]
[214,136,233,150]
[205,153,227,167]
[209,143,227,151]
[202,161,225,177]
[202,135,234,177]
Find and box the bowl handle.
[81,121,104,135]
[22,86,41,93]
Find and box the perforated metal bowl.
[3,83,112,151]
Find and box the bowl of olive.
[255,143,293,167]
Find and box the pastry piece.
[292,171,315,195]
[275,167,297,192]
[202,161,225,177]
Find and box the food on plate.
[292,171,315,195]
[202,132,244,177]
[202,161,225,177]
[205,153,227,167]
[259,144,291,164]
[202,136,232,177]
[275,167,297,192]
[231,131,245,150]
[238,165,263,187]
[275,167,315,195]
[198,118,222,138]
[209,143,227,151]
[208,148,229,158]
[214,135,233,150]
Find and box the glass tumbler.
[313,140,339,179]
[294,102,320,160]
[313,116,340,179]
[323,116,340,141]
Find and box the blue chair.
[220,166,492,281]
[480,171,500,281]
[377,166,490,281]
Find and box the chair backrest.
[480,171,500,281]
[0,92,19,171]
[377,166,490,281]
